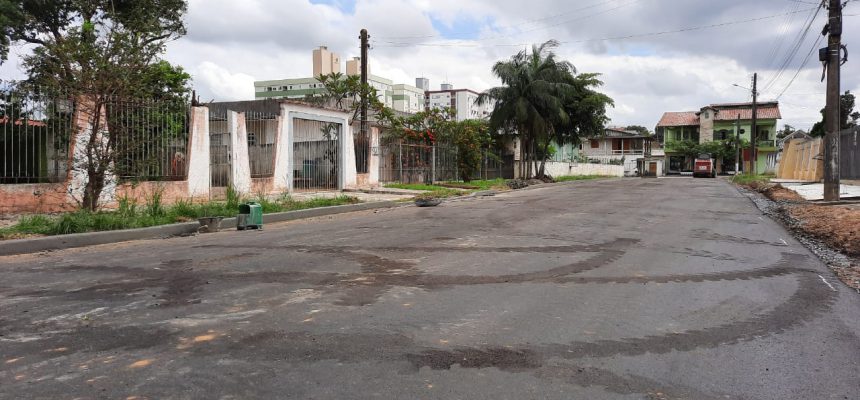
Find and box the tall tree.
[810,90,860,137]
[478,40,612,178]
[624,125,651,136]
[1,0,189,210]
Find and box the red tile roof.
[657,102,782,127]
[656,111,699,127]
[713,105,781,121]
[0,117,46,127]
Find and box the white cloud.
[192,62,255,101]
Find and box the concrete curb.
[0,201,398,256]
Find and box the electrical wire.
[774,33,825,99]
[761,1,824,94]
[373,7,818,49]
[764,0,803,69]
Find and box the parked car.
[693,153,716,178]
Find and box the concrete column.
[230,111,252,194]
[186,106,210,199]
[368,126,380,186]
[341,121,358,189]
[272,107,291,193]
[67,99,117,207]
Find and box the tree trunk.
[80,102,109,212]
[537,140,550,178]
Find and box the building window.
[590,139,599,149]
[247,132,257,147]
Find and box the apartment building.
[425,84,493,121]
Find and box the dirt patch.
[761,185,806,202]
[789,205,860,256]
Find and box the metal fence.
[246,111,277,178]
[473,149,505,180]
[293,118,341,190]
[209,110,231,187]
[841,127,860,180]
[379,139,459,184]
[1,89,75,184]
[111,97,190,181]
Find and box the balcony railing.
[610,149,645,155]
[757,140,776,149]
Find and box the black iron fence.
[209,110,231,187]
[0,88,75,184]
[246,111,278,178]
[0,87,190,184]
[111,97,190,181]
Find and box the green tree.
[624,125,651,136]
[810,90,860,137]
[478,40,612,178]
[1,0,189,210]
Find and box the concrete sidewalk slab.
[781,183,860,201]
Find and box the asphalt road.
[1,178,859,399]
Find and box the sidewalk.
[780,183,860,201]
[293,190,415,202]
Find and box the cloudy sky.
[3,0,858,130]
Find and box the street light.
[732,83,760,96]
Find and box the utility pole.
[749,73,758,175]
[359,28,370,173]
[824,0,842,201]
[735,115,741,175]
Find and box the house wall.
[777,138,823,181]
[712,119,778,144]
[542,162,624,178]
[0,183,73,214]
[700,108,715,142]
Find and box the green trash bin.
[237,202,263,230]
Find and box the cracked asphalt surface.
[1,178,859,399]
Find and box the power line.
[761,2,824,94]
[374,7,818,48]
[774,33,825,99]
[764,0,803,69]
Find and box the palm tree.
[477,40,578,178]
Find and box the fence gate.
[209,111,231,187]
[292,118,341,190]
[841,128,860,180]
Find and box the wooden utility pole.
[824,0,842,201]
[359,29,370,173]
[749,73,758,175]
